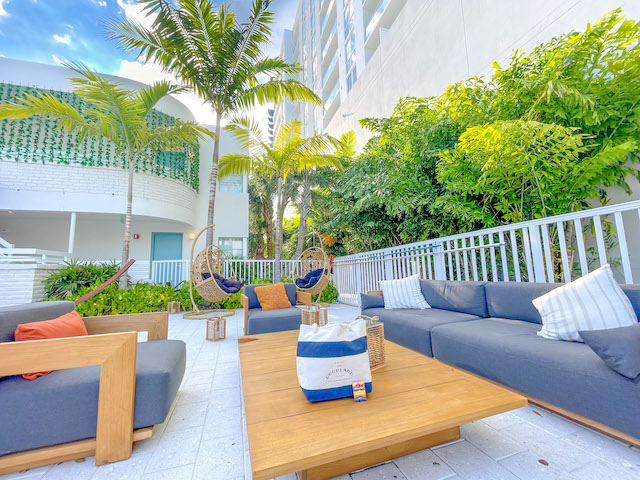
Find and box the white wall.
[0,162,197,225]
[325,0,640,149]
[0,263,62,307]
[0,58,250,260]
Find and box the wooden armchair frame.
[242,291,312,336]
[0,311,169,475]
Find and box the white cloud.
[0,0,7,17]
[92,0,107,6]
[117,0,155,30]
[53,33,71,44]
[51,54,63,65]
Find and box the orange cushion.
[254,283,292,311]
[15,310,88,380]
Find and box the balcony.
[364,0,406,53]
[322,52,339,87]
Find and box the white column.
[68,212,77,257]
[243,237,248,259]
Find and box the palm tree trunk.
[295,180,311,259]
[274,176,285,283]
[263,195,274,258]
[206,110,222,246]
[119,158,135,289]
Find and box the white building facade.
[279,0,640,149]
[0,58,249,305]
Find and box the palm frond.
[232,78,322,111]
[219,152,254,177]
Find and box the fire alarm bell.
[133,234,140,240]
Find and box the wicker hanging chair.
[185,224,243,316]
[294,232,331,298]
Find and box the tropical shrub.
[317,281,339,304]
[44,260,121,300]
[72,283,178,317]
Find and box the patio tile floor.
[3,304,640,480]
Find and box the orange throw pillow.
[15,310,88,380]
[255,283,292,311]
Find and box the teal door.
[151,233,183,286]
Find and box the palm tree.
[219,119,339,282]
[0,64,213,289]
[107,0,322,245]
[293,131,354,258]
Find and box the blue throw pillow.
[303,268,325,282]
[305,274,322,288]
[580,323,640,380]
[295,278,308,288]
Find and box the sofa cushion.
[254,283,292,311]
[0,301,75,343]
[420,280,488,317]
[361,307,480,357]
[15,310,89,380]
[247,307,302,335]
[244,283,297,309]
[484,282,560,323]
[360,293,385,310]
[431,318,640,439]
[533,265,638,342]
[580,323,640,379]
[0,339,186,456]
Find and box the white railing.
[0,248,70,264]
[333,200,640,306]
[150,258,303,286]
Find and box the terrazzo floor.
[3,304,640,480]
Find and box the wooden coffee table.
[239,330,526,480]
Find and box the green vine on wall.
[0,82,200,191]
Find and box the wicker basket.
[206,317,226,342]
[300,305,328,326]
[357,315,386,371]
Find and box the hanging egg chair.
[184,224,243,318]
[294,232,330,298]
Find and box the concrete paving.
[4,305,640,480]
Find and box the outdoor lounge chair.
[0,301,186,475]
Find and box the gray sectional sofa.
[0,301,186,458]
[241,283,311,335]
[361,279,640,441]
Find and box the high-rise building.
[274,0,406,137]
[267,108,275,144]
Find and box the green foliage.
[44,260,121,300]
[317,281,339,304]
[437,120,636,224]
[318,10,640,251]
[72,283,178,317]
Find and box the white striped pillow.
[379,275,430,310]
[533,264,638,342]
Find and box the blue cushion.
[419,280,488,317]
[361,306,480,357]
[304,268,325,281]
[247,307,302,335]
[484,282,560,324]
[360,293,385,310]
[295,278,308,288]
[0,339,186,455]
[431,317,640,440]
[580,323,640,379]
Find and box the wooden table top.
[239,330,527,480]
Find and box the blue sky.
[0,0,299,124]
[0,0,298,71]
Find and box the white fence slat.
[616,211,633,283]
[479,235,488,281]
[498,231,509,281]
[556,221,571,283]
[574,218,589,276]
[593,215,608,267]
[540,223,555,283]
[509,229,521,282]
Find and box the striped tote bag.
[533,264,638,342]
[296,319,372,402]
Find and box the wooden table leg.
[297,426,460,480]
